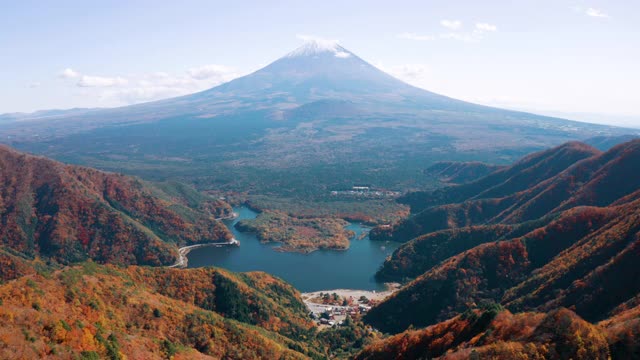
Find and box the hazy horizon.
[2,0,639,128]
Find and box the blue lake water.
[187,206,400,292]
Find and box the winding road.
[168,212,240,268]
[169,238,239,268]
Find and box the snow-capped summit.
[199,37,429,102]
[286,38,352,58]
[3,38,613,152]
[192,37,446,105]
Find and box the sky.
[1,0,639,127]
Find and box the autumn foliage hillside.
[365,140,640,351]
[0,145,232,272]
[367,203,635,332]
[125,266,316,340]
[371,141,620,242]
[357,307,610,360]
[397,141,601,214]
[0,262,328,359]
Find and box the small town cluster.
[307,292,376,327]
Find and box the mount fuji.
[0,40,633,195]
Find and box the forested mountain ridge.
[364,139,640,342]
[0,146,383,359]
[1,139,639,359]
[357,140,640,359]
[357,307,613,360]
[0,145,232,272]
[371,140,639,242]
[0,263,327,359]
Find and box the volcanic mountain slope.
[0,145,232,273]
[0,263,326,359]
[2,41,632,201]
[372,140,640,242]
[0,40,601,138]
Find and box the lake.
[187,206,400,292]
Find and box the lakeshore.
[301,284,400,328]
[169,238,239,268]
[302,285,400,304]
[187,206,401,291]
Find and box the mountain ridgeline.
[0,263,328,359]
[0,145,378,359]
[361,140,640,354]
[1,39,640,359]
[2,141,640,359]
[0,145,232,275]
[370,140,632,241]
[357,307,613,360]
[424,161,505,184]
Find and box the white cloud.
[77,75,128,87]
[29,82,41,88]
[399,31,483,43]
[99,86,192,104]
[54,63,242,104]
[475,22,497,32]
[59,68,80,79]
[54,63,245,105]
[397,32,436,41]
[586,7,609,18]
[399,21,497,43]
[440,19,462,30]
[441,32,478,42]
[187,64,236,80]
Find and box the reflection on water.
[187,206,399,292]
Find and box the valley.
[3,42,634,231]
[186,206,400,292]
[3,139,640,359]
[1,33,640,359]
